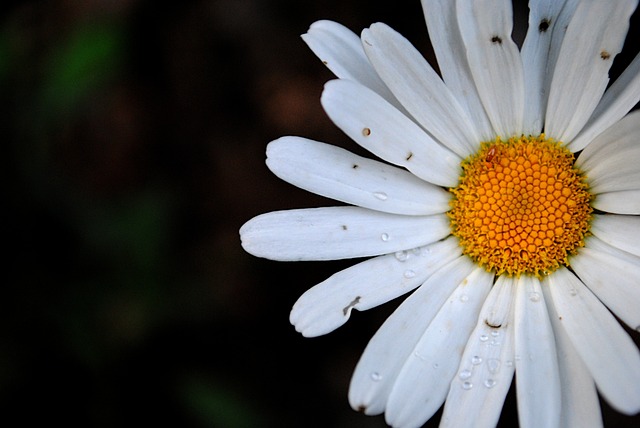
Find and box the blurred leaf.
[40,21,125,119]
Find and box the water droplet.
[414,351,426,361]
[462,381,473,390]
[403,269,416,278]
[487,359,501,374]
[505,360,514,367]
[394,251,408,262]
[484,379,497,388]
[528,292,541,302]
[432,363,440,369]
[459,369,472,380]
[489,339,501,347]
[490,330,500,337]
[459,294,469,302]
[373,191,388,201]
[479,334,489,342]
[370,372,382,381]
[381,233,390,242]
[471,356,482,365]
[411,247,422,256]
[569,288,577,296]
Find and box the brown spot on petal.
[491,36,503,44]
[362,127,371,136]
[600,50,611,60]
[539,18,550,32]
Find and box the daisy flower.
[240,0,640,426]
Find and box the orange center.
[448,135,592,277]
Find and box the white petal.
[266,137,451,216]
[576,110,640,194]
[420,0,494,141]
[385,267,493,428]
[440,275,516,428]
[301,20,400,108]
[290,236,461,337]
[239,207,450,261]
[348,256,477,415]
[361,23,478,158]
[547,267,640,415]
[456,0,525,137]
[321,79,461,187]
[569,52,640,152]
[520,0,567,135]
[514,275,561,428]
[570,236,640,330]
[545,0,637,143]
[591,214,640,258]
[591,190,640,215]
[541,283,603,428]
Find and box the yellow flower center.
[448,135,592,277]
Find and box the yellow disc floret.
[448,135,592,277]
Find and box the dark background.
[2,0,639,427]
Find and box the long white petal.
[514,275,561,428]
[290,237,461,337]
[321,79,461,187]
[570,236,640,330]
[547,267,640,415]
[385,267,493,428]
[420,0,494,141]
[348,256,477,415]
[545,0,637,143]
[440,275,516,428]
[520,0,568,135]
[569,52,640,151]
[591,214,640,258]
[239,207,450,261]
[591,190,640,215]
[266,137,451,216]
[576,110,640,194]
[361,23,478,157]
[541,283,603,428]
[301,20,400,108]
[456,0,525,137]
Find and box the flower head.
[240,0,640,426]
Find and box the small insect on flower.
[484,145,498,169]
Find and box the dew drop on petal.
[490,330,500,337]
[373,191,388,201]
[459,294,469,302]
[487,358,501,374]
[403,269,416,278]
[394,251,408,262]
[381,233,390,242]
[569,288,577,296]
[370,372,382,382]
[462,381,473,390]
[479,334,489,342]
[459,369,472,380]
[528,292,541,302]
[484,379,497,388]
[471,356,483,365]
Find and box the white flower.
[240,0,640,427]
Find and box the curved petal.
[547,267,640,415]
[541,283,603,428]
[591,190,640,215]
[348,256,477,415]
[576,110,640,194]
[420,0,494,141]
[570,236,640,330]
[290,236,461,337]
[385,267,493,428]
[520,0,568,135]
[321,79,461,187]
[591,214,640,258]
[545,0,637,143]
[440,275,516,428]
[301,20,400,108]
[266,137,451,216]
[239,207,450,261]
[514,275,561,428]
[569,52,640,152]
[456,0,525,137]
[361,23,478,157]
